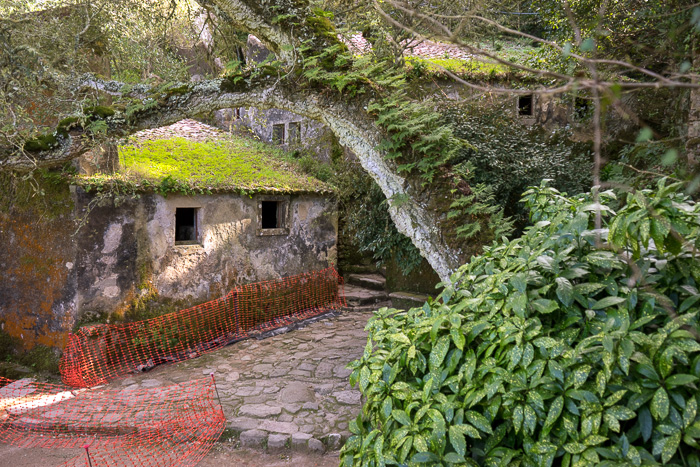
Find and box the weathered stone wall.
[1,182,336,350]
[0,175,78,350]
[73,189,338,319]
[242,107,334,161]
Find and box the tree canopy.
[1,0,699,281]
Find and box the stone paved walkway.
[111,310,373,453]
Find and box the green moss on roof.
[407,57,513,79]
[77,136,332,195]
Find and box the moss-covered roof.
[76,119,332,195]
[344,34,538,81]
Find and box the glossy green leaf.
[543,396,564,432]
[392,409,412,426]
[465,411,493,435]
[592,296,626,310]
[556,277,574,307]
[448,425,467,457]
[651,387,670,421]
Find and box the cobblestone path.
[111,310,373,453]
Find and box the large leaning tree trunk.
[0,0,464,283]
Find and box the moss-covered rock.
[23,133,60,152]
[85,105,116,119]
[0,362,34,380]
[56,116,81,137]
[0,328,61,377]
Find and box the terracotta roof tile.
[344,34,472,60]
[128,119,225,144]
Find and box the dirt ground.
[201,444,340,467]
[0,443,340,467]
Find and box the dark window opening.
[175,208,197,243]
[234,108,241,120]
[261,201,280,229]
[272,124,285,144]
[288,122,301,144]
[574,97,590,121]
[518,95,534,116]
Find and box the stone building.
[0,119,337,350]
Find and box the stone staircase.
[341,270,429,312]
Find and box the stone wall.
[242,108,335,162]
[0,175,77,350]
[73,189,338,319]
[0,179,336,349]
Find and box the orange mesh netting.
[0,376,225,466]
[60,268,345,388]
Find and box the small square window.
[288,122,301,144]
[257,197,289,235]
[175,207,198,244]
[272,123,285,144]
[518,94,534,116]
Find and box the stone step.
[341,264,378,275]
[389,291,430,310]
[235,425,347,453]
[347,274,386,291]
[340,301,392,313]
[343,285,388,307]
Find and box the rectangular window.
[261,201,281,229]
[518,94,534,116]
[175,207,198,244]
[257,196,289,235]
[272,123,285,144]
[288,122,301,144]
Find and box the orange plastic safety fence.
[60,268,346,388]
[0,376,226,466]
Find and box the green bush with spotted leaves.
[342,179,700,467]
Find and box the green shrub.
[342,179,700,466]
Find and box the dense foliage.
[445,101,592,230]
[343,179,700,466]
[1,0,199,145]
[530,0,698,75]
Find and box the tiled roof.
[128,119,225,144]
[344,34,472,60]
